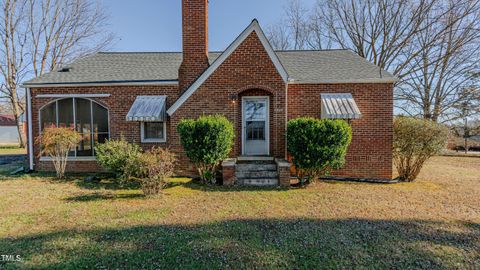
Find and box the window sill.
[39,156,97,162]
[141,139,167,143]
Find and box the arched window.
[39,98,109,157]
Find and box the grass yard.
[0,156,479,269]
[0,145,26,155]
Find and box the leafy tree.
[393,117,449,181]
[177,115,234,184]
[287,117,352,184]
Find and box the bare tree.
[266,24,292,50]
[396,1,480,121]
[316,0,445,76]
[0,0,29,147]
[267,0,310,50]
[0,0,113,147]
[267,0,480,122]
[27,0,113,77]
[305,3,332,50]
[0,100,12,114]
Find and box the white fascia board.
[167,20,289,116]
[288,78,398,84]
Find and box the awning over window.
[321,93,362,119]
[126,96,167,122]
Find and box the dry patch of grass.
[0,156,478,269]
[0,145,26,155]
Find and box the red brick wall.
[30,85,179,172]
[30,34,393,181]
[30,31,287,176]
[179,0,210,92]
[287,83,394,179]
[171,31,287,175]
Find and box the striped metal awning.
[321,93,362,119]
[126,96,167,122]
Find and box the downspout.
[285,79,294,159]
[26,88,34,171]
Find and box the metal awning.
[126,96,167,122]
[321,93,362,119]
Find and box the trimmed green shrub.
[177,115,234,184]
[38,127,81,179]
[135,147,176,196]
[393,117,449,182]
[95,137,142,180]
[287,117,352,184]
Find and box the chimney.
[179,0,209,92]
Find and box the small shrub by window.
[135,147,176,196]
[393,117,449,182]
[37,127,81,179]
[287,117,352,184]
[95,138,142,180]
[177,115,234,184]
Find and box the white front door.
[242,97,269,156]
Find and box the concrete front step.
[237,178,279,186]
[223,157,292,187]
[236,163,277,172]
[237,156,274,161]
[236,170,278,179]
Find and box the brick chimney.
[179,0,209,92]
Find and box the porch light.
[229,93,238,104]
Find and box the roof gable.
[166,20,289,116]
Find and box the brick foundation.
[276,159,291,187]
[221,158,236,186]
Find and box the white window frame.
[141,121,167,143]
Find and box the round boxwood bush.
[287,117,352,184]
[177,115,234,184]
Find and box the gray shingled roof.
[23,50,396,86]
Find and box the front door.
[242,97,269,156]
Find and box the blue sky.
[103,0,316,52]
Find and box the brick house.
[23,0,396,186]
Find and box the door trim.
[241,96,270,156]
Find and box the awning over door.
[321,93,362,119]
[126,96,167,122]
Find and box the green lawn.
[0,156,479,269]
[0,145,26,155]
